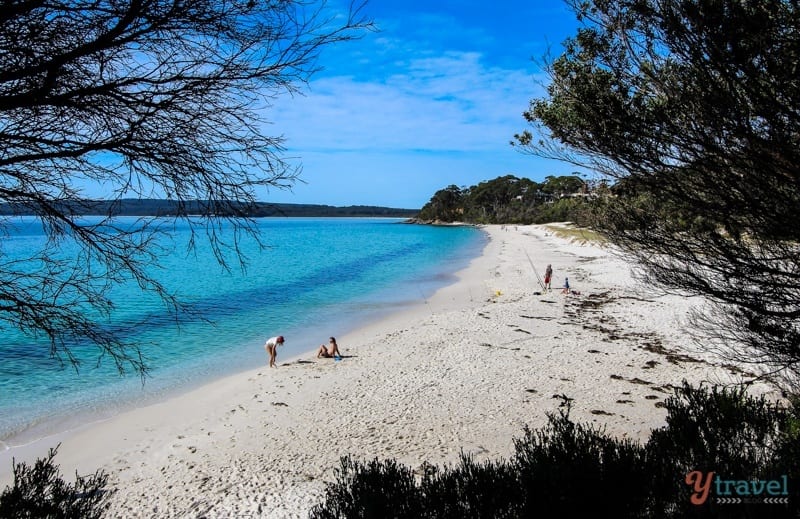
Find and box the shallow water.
[0,217,484,445]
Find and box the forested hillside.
[416,174,602,224]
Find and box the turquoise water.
[0,217,484,446]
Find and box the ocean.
[0,217,485,448]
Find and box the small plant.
[421,453,520,518]
[0,444,113,519]
[309,455,424,519]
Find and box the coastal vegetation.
[0,446,111,518]
[542,223,605,244]
[415,174,595,225]
[514,0,800,393]
[311,385,799,518]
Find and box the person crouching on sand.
[265,335,285,367]
[317,337,342,359]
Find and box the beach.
[0,224,777,517]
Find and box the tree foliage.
[0,0,370,374]
[419,185,466,223]
[416,174,589,224]
[515,0,800,391]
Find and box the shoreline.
[0,225,492,484]
[0,225,778,517]
[0,220,486,453]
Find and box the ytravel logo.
[686,471,790,505]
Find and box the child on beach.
[562,277,570,294]
[264,335,285,367]
[317,337,342,359]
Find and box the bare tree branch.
[0,0,372,375]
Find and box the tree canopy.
[0,0,370,374]
[416,174,589,224]
[515,0,800,390]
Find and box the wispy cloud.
[272,48,546,154]
[259,2,577,206]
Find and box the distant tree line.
[416,174,597,224]
[0,199,418,218]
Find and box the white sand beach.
[0,224,778,517]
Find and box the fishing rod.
[525,250,546,292]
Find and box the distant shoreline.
[0,199,419,218]
[402,218,480,227]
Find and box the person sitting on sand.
[264,335,285,368]
[317,337,342,359]
[562,277,570,294]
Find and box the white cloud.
[269,49,547,154]
[255,5,575,206]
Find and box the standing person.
[264,335,285,368]
[317,337,342,359]
[562,277,570,294]
[544,264,553,290]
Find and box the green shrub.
[311,384,799,518]
[512,403,651,518]
[309,456,424,519]
[0,445,112,519]
[646,383,800,518]
[420,453,520,518]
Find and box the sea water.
[0,217,484,446]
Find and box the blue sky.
[264,0,583,208]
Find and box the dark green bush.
[512,404,651,518]
[646,383,800,518]
[420,453,520,519]
[0,445,112,519]
[310,384,799,519]
[310,456,425,519]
